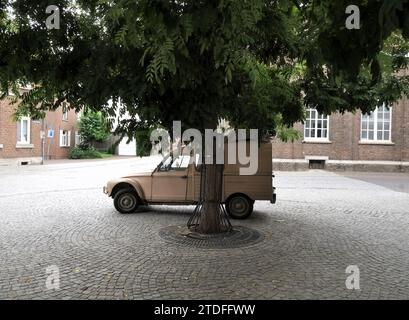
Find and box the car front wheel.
[226,195,254,220]
[114,189,139,214]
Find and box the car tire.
[226,195,254,220]
[114,189,140,214]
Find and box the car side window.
[158,157,172,171]
[157,156,191,172]
[194,154,203,172]
[171,155,191,170]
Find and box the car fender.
[109,178,146,201]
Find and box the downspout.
[41,119,45,165]
[402,94,406,162]
[401,68,408,163]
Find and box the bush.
[69,146,104,159]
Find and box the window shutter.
[68,131,71,147]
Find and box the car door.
[151,155,190,202]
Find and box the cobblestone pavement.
[1,158,409,300]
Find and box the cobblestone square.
[1,158,409,299]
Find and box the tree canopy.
[1,0,409,136]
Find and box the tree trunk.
[198,163,225,234]
[186,116,231,235]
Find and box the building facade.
[0,95,78,165]
[272,94,409,170]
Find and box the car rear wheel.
[114,189,139,214]
[226,195,254,220]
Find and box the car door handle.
[181,175,188,179]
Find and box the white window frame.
[59,130,71,147]
[62,102,69,121]
[17,117,31,145]
[304,108,330,142]
[360,105,392,143]
[75,131,82,146]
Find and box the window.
[59,130,71,147]
[75,131,81,146]
[62,103,69,121]
[159,157,173,171]
[171,155,191,169]
[17,117,31,144]
[304,108,329,141]
[158,155,191,171]
[361,105,392,142]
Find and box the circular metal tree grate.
[159,225,265,249]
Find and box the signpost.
[41,120,45,165]
[40,122,55,165]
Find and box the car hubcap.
[230,197,248,216]
[119,194,136,210]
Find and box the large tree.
[1,0,409,234]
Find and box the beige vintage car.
[103,143,276,219]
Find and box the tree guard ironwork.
[187,162,232,234]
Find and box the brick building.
[272,94,409,171]
[0,95,78,165]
